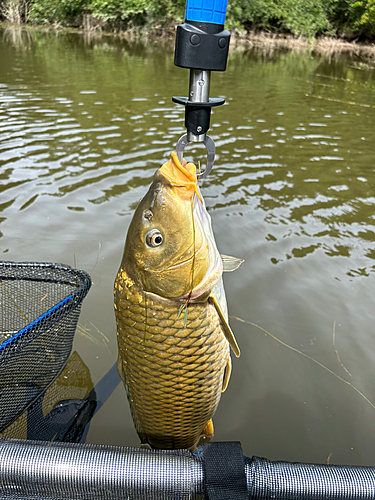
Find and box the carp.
[114,152,241,450]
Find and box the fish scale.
[115,270,230,450]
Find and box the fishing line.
[231,315,375,411]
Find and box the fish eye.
[145,229,164,248]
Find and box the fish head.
[122,152,222,299]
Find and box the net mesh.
[0,261,91,433]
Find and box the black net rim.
[0,261,92,353]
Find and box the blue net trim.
[0,295,72,351]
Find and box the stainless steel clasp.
[175,133,215,179]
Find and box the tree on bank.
[1,0,375,39]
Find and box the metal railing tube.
[0,438,204,499]
[1,438,375,499]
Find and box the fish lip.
[157,153,203,204]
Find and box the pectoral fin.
[221,254,244,272]
[209,294,240,358]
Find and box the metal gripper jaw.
[175,133,215,179]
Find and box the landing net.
[0,261,91,432]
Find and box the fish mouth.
[159,152,202,203]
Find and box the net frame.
[0,261,91,432]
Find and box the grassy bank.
[2,0,375,42]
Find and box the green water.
[1,27,375,465]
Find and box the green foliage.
[87,0,185,26]
[87,0,146,23]
[327,0,375,35]
[29,0,89,25]
[226,0,280,32]
[361,0,375,24]
[226,0,330,37]
[278,0,331,37]
[346,0,375,32]
[17,0,375,38]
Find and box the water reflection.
[1,27,375,464]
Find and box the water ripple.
[1,33,375,287]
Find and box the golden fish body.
[115,272,230,449]
[114,152,240,450]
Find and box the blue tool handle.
[185,0,228,25]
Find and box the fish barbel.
[114,152,240,450]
